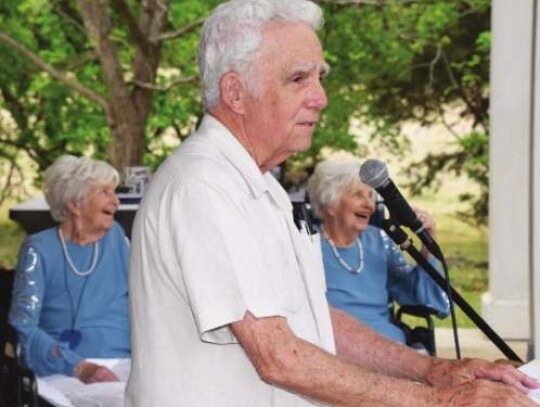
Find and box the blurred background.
[0,0,492,331]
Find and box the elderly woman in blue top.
[9,155,130,386]
[306,158,449,346]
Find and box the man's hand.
[435,379,538,406]
[74,361,119,384]
[426,358,540,393]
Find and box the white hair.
[306,158,363,220]
[198,0,324,111]
[43,155,119,222]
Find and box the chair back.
[0,267,39,407]
[0,268,15,343]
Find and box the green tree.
[0,0,491,223]
[312,0,491,224]
[0,0,216,175]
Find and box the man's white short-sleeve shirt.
[126,115,335,406]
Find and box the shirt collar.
[196,114,292,213]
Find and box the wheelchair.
[0,267,53,407]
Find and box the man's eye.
[292,74,306,83]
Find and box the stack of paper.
[519,359,540,404]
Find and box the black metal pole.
[381,219,523,362]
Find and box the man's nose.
[308,80,328,110]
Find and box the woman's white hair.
[198,0,323,111]
[43,155,119,222]
[306,158,363,220]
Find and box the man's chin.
[293,136,314,154]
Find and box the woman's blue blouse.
[321,225,449,343]
[9,221,130,377]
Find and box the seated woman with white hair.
[306,158,449,348]
[9,155,130,407]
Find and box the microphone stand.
[381,218,523,362]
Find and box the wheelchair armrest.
[394,305,439,356]
[396,304,439,321]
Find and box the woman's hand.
[413,207,437,258]
[74,361,119,383]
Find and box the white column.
[531,1,540,356]
[482,0,535,340]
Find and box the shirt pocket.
[270,231,305,314]
[242,199,304,314]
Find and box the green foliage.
[0,0,492,225]
[0,0,212,184]
[303,0,491,224]
[0,0,110,176]
[0,221,24,268]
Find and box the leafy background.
[0,0,491,328]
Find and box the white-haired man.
[127,1,538,405]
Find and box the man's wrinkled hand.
[427,358,540,394]
[435,379,538,407]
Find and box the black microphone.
[359,158,444,261]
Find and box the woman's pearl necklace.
[321,226,364,274]
[58,229,100,277]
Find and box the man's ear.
[219,72,246,114]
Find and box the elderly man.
[126,0,538,406]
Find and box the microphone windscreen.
[359,159,389,189]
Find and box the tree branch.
[158,16,205,41]
[440,52,487,128]
[0,155,26,206]
[435,100,463,141]
[113,0,151,50]
[76,0,133,127]
[64,51,99,71]
[0,32,108,110]
[132,75,199,91]
[427,43,443,91]
[52,3,86,34]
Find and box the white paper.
[519,359,540,404]
[37,377,74,407]
[37,358,130,407]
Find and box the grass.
[401,187,488,329]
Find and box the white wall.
[531,0,540,355]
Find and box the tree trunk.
[107,103,145,172]
[78,0,169,171]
